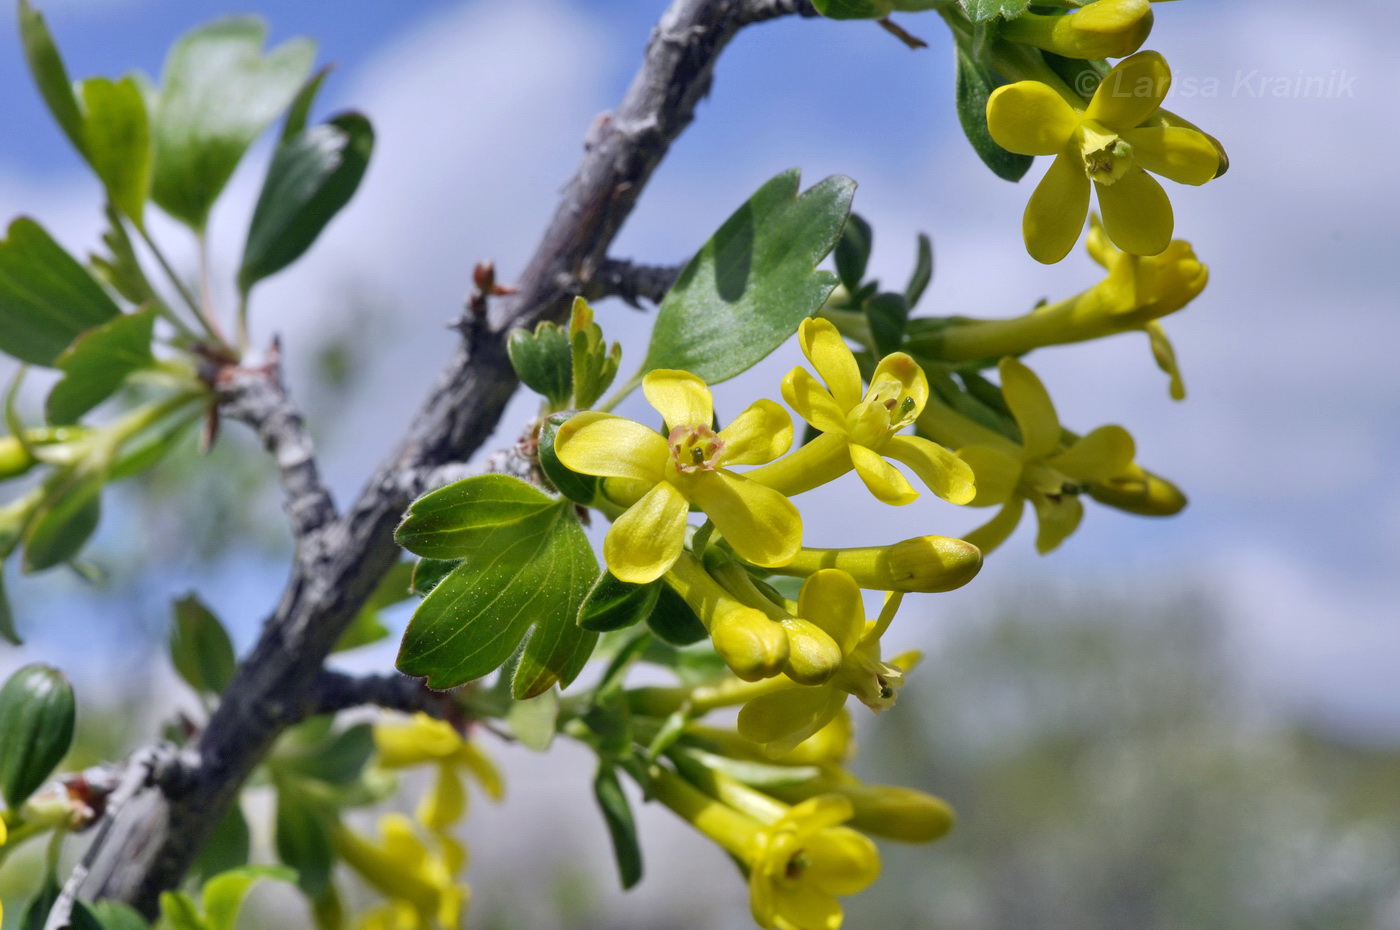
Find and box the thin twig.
[583,258,683,308]
[306,671,452,719]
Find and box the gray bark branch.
[584,258,683,308]
[77,0,818,918]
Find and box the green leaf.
[280,65,332,144]
[645,584,708,646]
[79,77,153,228]
[0,663,75,807]
[22,876,62,930]
[46,307,157,425]
[960,0,1029,23]
[396,478,597,691]
[275,783,334,896]
[834,213,872,294]
[955,47,1033,182]
[89,901,152,930]
[334,559,411,653]
[90,204,157,305]
[191,801,251,885]
[200,865,296,930]
[395,474,562,561]
[22,461,104,572]
[864,292,909,358]
[170,593,237,696]
[238,113,374,294]
[0,217,122,366]
[157,892,204,930]
[593,763,643,890]
[0,570,18,646]
[18,0,86,157]
[578,572,660,633]
[506,323,572,408]
[278,723,374,785]
[905,232,933,309]
[150,17,315,231]
[410,557,459,597]
[537,413,598,506]
[637,169,854,385]
[567,297,621,409]
[505,689,559,752]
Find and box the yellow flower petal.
[1145,320,1186,399]
[986,81,1081,156]
[999,357,1061,461]
[555,411,668,481]
[1121,126,1220,186]
[1048,425,1136,482]
[782,617,844,686]
[781,366,848,434]
[882,435,976,505]
[849,444,918,506]
[690,471,802,568]
[963,498,1025,554]
[798,318,863,410]
[1033,493,1084,554]
[374,714,461,767]
[720,398,794,466]
[804,827,881,896]
[1096,168,1173,255]
[1024,149,1091,264]
[797,569,866,656]
[956,445,1021,506]
[1085,213,1115,268]
[738,685,847,752]
[1088,49,1170,129]
[418,763,466,833]
[867,352,929,418]
[604,480,690,583]
[643,369,714,428]
[453,742,504,802]
[769,884,843,930]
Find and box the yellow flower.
[738,572,916,755]
[749,319,974,506]
[335,814,468,930]
[373,713,503,834]
[555,370,801,583]
[1000,0,1154,60]
[920,357,1136,554]
[769,770,955,845]
[987,50,1220,263]
[651,766,879,930]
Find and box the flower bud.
[773,536,983,593]
[779,617,843,686]
[1001,0,1153,61]
[711,608,789,682]
[0,436,36,480]
[0,664,76,808]
[773,777,955,843]
[1087,462,1187,515]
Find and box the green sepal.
[578,571,661,633]
[507,321,572,409]
[170,593,237,697]
[644,583,707,646]
[538,413,598,506]
[0,663,76,808]
[594,762,644,890]
[46,307,157,425]
[955,46,1033,182]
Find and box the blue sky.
[1,0,1397,749]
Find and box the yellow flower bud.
[1087,461,1187,515]
[712,610,790,683]
[772,536,983,593]
[0,437,35,481]
[1001,0,1153,61]
[774,777,955,844]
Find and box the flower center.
[1079,120,1134,186]
[865,379,919,432]
[785,850,811,881]
[668,424,724,473]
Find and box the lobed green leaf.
[46,307,157,425]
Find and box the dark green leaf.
[594,763,643,889]
[538,413,598,506]
[90,204,157,305]
[238,113,374,293]
[170,593,237,696]
[109,410,199,483]
[905,232,933,309]
[960,0,1030,23]
[46,307,157,425]
[201,865,296,930]
[637,170,853,384]
[0,570,18,645]
[280,65,332,144]
[0,217,122,366]
[18,0,86,156]
[864,292,909,358]
[334,559,412,652]
[506,323,572,408]
[395,474,562,561]
[410,557,460,597]
[396,479,597,691]
[645,583,708,646]
[275,784,334,896]
[579,572,660,633]
[0,663,76,808]
[150,17,315,230]
[834,213,872,293]
[89,901,152,930]
[156,892,203,930]
[278,723,374,785]
[505,690,558,752]
[191,800,251,885]
[79,77,152,227]
[22,462,104,572]
[955,47,1033,182]
[22,875,61,930]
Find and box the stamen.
[786,851,810,881]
